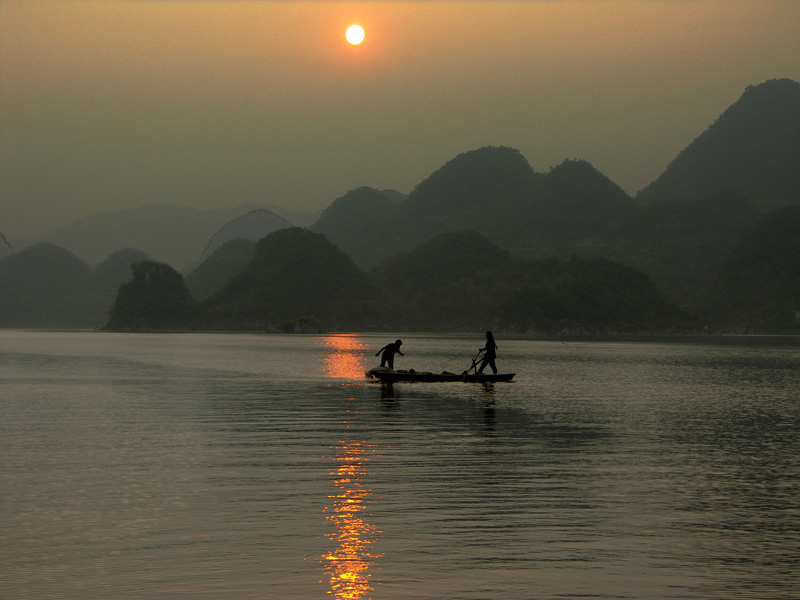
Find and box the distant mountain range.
[189,209,293,270]
[1,78,798,333]
[9,203,319,269]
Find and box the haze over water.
[1,331,798,599]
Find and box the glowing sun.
[346,24,365,45]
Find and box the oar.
[462,350,483,376]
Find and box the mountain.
[519,159,635,256]
[370,230,520,331]
[262,204,321,227]
[705,206,800,333]
[94,248,153,291]
[370,230,688,334]
[311,187,399,269]
[0,243,106,328]
[591,192,760,307]
[379,189,408,205]
[388,146,540,259]
[104,261,200,332]
[191,209,292,268]
[185,238,257,301]
[637,78,800,210]
[311,148,638,269]
[203,228,390,332]
[0,231,13,259]
[11,203,264,269]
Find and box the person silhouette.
[477,331,498,374]
[376,339,404,369]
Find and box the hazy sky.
[2,0,799,239]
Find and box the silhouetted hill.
[519,159,635,255]
[495,256,689,335]
[185,238,257,301]
[311,187,398,269]
[203,228,389,331]
[314,148,637,269]
[0,243,107,328]
[705,206,800,333]
[11,203,263,269]
[192,209,291,268]
[592,192,760,307]
[104,261,200,331]
[0,231,13,259]
[94,248,152,291]
[371,231,688,334]
[387,146,540,259]
[371,231,521,331]
[637,78,800,210]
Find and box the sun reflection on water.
[323,409,382,599]
[320,335,369,380]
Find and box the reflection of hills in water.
[323,411,382,599]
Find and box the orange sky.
[2,0,799,238]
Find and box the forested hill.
[370,231,688,334]
[200,228,391,332]
[637,78,800,210]
[704,206,800,333]
[312,147,636,269]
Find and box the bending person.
[376,339,405,369]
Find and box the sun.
[345,24,365,45]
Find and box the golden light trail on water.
[320,334,382,598]
[320,335,369,380]
[322,416,382,599]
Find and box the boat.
[366,367,515,383]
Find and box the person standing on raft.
[477,331,498,374]
[376,339,405,369]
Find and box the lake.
[1,331,798,599]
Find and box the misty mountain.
[191,209,291,269]
[590,192,761,308]
[704,206,800,333]
[0,243,155,329]
[202,228,390,332]
[379,189,408,205]
[0,231,13,259]
[11,203,265,269]
[370,231,688,334]
[0,244,105,328]
[519,158,635,255]
[311,187,400,269]
[311,148,637,269]
[262,204,321,228]
[185,238,257,301]
[94,248,153,291]
[637,78,800,210]
[386,146,541,261]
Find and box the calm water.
[1,331,798,600]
